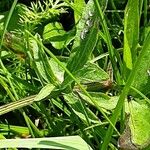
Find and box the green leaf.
[75,63,109,84]
[43,22,67,49]
[72,0,95,50]
[130,37,150,96]
[34,84,55,101]
[62,16,99,87]
[119,100,150,149]
[123,0,139,74]
[49,58,65,83]
[73,0,86,23]
[0,136,92,150]
[77,92,118,111]
[29,34,58,85]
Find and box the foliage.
[0,0,150,149]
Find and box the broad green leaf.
[119,100,150,149]
[74,63,111,91]
[73,0,107,38]
[43,22,68,49]
[0,136,92,150]
[123,0,139,75]
[130,34,150,96]
[75,63,109,84]
[77,92,118,111]
[49,58,66,83]
[34,84,55,101]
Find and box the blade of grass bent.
[25,30,119,135]
[101,33,150,150]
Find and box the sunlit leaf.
[119,100,150,149]
[0,136,92,150]
[123,0,139,76]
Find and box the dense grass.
[0,0,150,149]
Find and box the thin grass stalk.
[22,112,35,138]
[139,0,144,16]
[131,86,150,104]
[0,76,16,101]
[26,116,43,137]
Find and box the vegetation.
[0,0,150,149]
